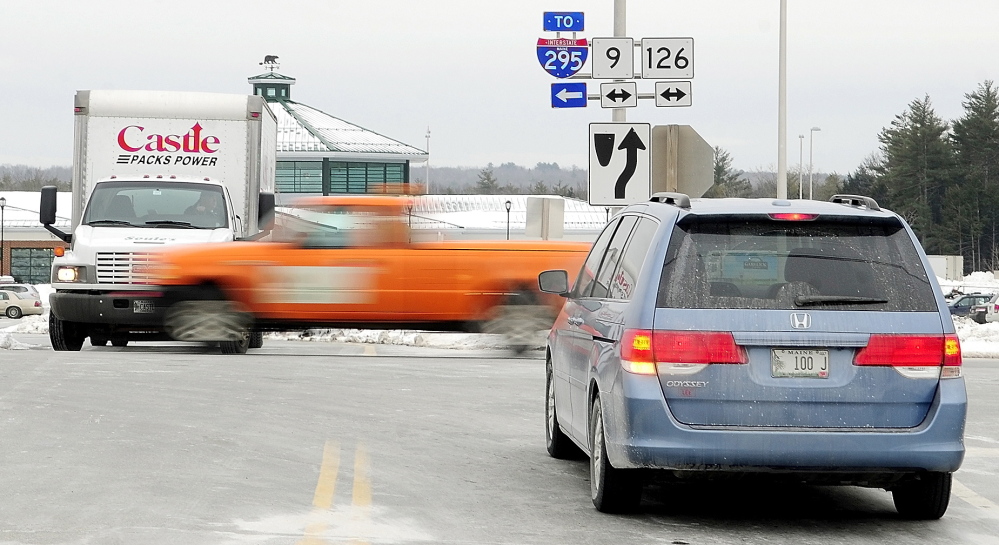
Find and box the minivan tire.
[892,472,952,520]
[590,396,642,513]
[546,359,581,459]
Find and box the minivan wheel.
[589,396,642,513]
[546,359,581,459]
[892,472,952,520]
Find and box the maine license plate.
[133,300,154,314]
[771,349,829,378]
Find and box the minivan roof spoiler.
[830,194,881,211]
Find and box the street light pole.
[798,134,804,199]
[425,127,431,194]
[0,197,6,277]
[504,200,512,240]
[776,0,788,199]
[809,127,821,200]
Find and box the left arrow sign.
[551,82,587,109]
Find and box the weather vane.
[259,55,280,72]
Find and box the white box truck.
[40,89,277,351]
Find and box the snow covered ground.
[4,277,999,358]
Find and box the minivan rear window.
[656,216,938,311]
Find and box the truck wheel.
[483,291,551,354]
[248,331,264,349]
[220,331,250,355]
[50,313,85,352]
[90,335,109,346]
[892,472,952,520]
[6,306,22,319]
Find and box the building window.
[10,247,54,285]
[276,161,323,193]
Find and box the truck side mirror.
[40,186,58,225]
[258,192,275,231]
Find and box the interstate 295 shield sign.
[537,38,588,79]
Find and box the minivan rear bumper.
[602,373,967,474]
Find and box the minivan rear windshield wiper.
[144,220,196,229]
[87,219,135,226]
[795,295,889,306]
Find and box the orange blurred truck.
[152,195,591,353]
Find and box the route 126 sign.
[537,38,588,79]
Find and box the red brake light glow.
[769,213,819,221]
[621,330,747,375]
[854,334,962,368]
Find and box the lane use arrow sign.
[599,81,638,109]
[654,81,692,107]
[551,82,587,108]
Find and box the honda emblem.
[790,313,811,329]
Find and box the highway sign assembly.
[537,38,589,79]
[543,12,584,32]
[591,37,635,79]
[655,81,692,107]
[552,82,587,108]
[600,82,637,108]
[588,123,651,206]
[641,37,694,79]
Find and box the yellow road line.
[350,444,372,545]
[297,440,340,545]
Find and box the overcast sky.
[3,0,999,176]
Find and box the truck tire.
[220,332,250,355]
[248,331,264,349]
[483,291,551,354]
[50,313,85,351]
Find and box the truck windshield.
[82,181,228,229]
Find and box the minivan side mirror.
[539,270,570,296]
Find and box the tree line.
[710,81,999,273]
[0,165,71,191]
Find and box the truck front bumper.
[50,290,167,327]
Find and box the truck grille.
[96,252,157,284]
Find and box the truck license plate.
[771,349,829,378]
[133,300,154,314]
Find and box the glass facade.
[276,160,407,194]
[9,248,54,284]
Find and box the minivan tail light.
[853,334,962,378]
[620,329,747,375]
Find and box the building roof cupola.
[248,55,295,102]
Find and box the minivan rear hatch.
[652,213,949,429]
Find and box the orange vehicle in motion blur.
[154,195,591,353]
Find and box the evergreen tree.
[703,147,752,198]
[876,95,955,254]
[475,165,500,194]
[530,180,549,194]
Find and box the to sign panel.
[543,12,584,32]
[588,123,651,206]
[591,37,634,79]
[641,37,694,79]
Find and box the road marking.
[350,444,372,545]
[297,440,340,545]
[363,345,377,356]
[953,478,999,518]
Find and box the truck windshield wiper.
[87,219,136,226]
[144,220,197,229]
[795,295,889,306]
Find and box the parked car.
[0,290,44,319]
[947,293,993,318]
[971,293,999,324]
[0,283,42,301]
[539,193,966,519]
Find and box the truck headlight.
[55,266,86,283]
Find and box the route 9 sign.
[537,38,589,79]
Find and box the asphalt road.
[1,333,998,545]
